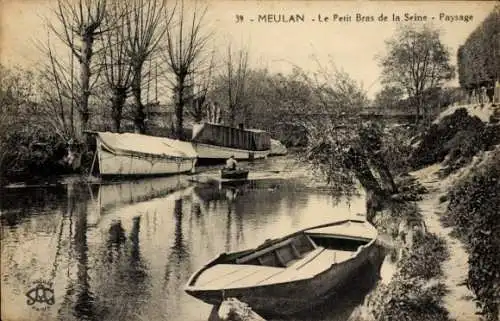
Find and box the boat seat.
[288,247,326,269]
[236,234,316,267]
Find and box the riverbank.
[350,103,500,321]
[411,146,499,321]
[348,176,451,321]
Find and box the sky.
[0,0,497,99]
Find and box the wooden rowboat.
[184,219,379,316]
[220,168,249,180]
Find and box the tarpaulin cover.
[97,132,197,159]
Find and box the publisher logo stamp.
[26,279,55,310]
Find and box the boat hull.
[185,241,379,316]
[97,145,196,177]
[220,169,249,180]
[193,143,270,160]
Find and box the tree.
[188,50,215,123]
[50,0,109,139]
[292,62,407,223]
[379,25,455,123]
[101,0,134,133]
[125,0,170,133]
[0,65,73,181]
[373,86,405,110]
[457,5,500,101]
[163,0,210,139]
[37,39,79,139]
[223,44,249,126]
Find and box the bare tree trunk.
[175,75,186,139]
[132,66,146,134]
[415,91,423,125]
[343,147,396,224]
[79,35,94,137]
[229,105,236,127]
[111,88,127,133]
[193,97,205,123]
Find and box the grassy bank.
[442,148,500,321]
[350,104,500,321]
[349,181,452,321]
[414,104,500,321]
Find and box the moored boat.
[220,168,249,180]
[184,219,379,316]
[89,132,197,178]
[191,123,271,160]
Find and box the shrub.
[365,203,451,321]
[411,108,500,175]
[381,125,415,175]
[0,122,68,183]
[445,149,500,320]
[410,108,485,169]
[399,232,449,280]
[370,278,450,321]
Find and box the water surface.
[1,160,386,321]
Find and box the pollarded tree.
[379,25,455,123]
[125,0,170,134]
[163,0,211,139]
[101,0,134,133]
[50,0,109,139]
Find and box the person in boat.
[225,155,238,170]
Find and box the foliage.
[380,125,415,175]
[373,86,405,110]
[369,278,450,321]
[398,232,449,280]
[299,66,389,201]
[209,67,313,146]
[410,108,500,172]
[379,25,455,121]
[1,124,69,181]
[457,5,500,94]
[357,186,451,321]
[364,229,450,321]
[442,149,500,320]
[0,65,70,183]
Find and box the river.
[1,157,391,321]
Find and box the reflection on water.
[1,168,386,321]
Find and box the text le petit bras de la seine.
[234,13,474,24]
